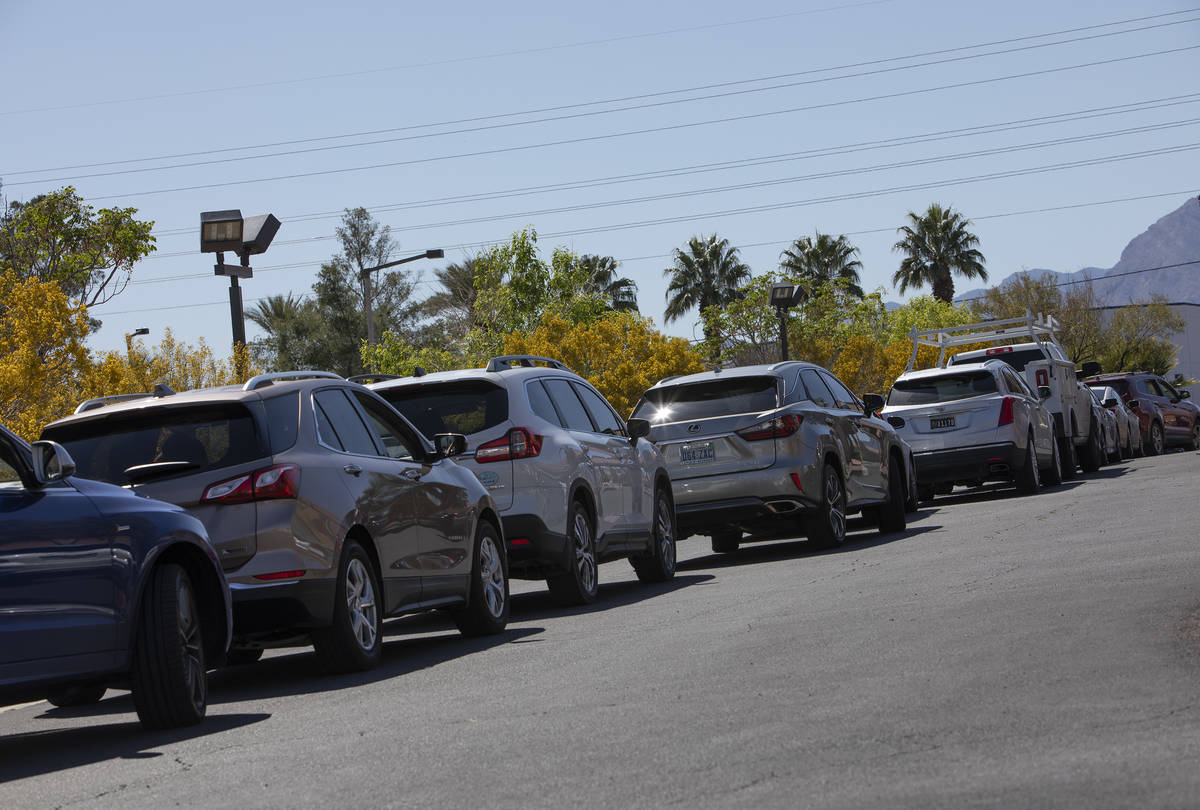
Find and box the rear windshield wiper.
[123,461,201,483]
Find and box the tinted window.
[543,378,595,432]
[1101,379,1131,399]
[573,383,625,435]
[798,370,835,409]
[313,390,378,455]
[950,347,1047,372]
[820,372,860,410]
[1004,370,1032,397]
[0,438,23,488]
[632,376,780,423]
[375,380,508,438]
[42,405,265,485]
[264,391,300,454]
[1159,379,1181,399]
[526,380,562,426]
[887,372,999,406]
[352,393,420,460]
[1140,379,1163,396]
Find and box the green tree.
[663,234,750,340]
[779,232,864,299]
[892,203,987,303]
[580,254,639,312]
[0,185,155,314]
[422,258,479,339]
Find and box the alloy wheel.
[656,496,677,576]
[479,534,506,619]
[573,512,597,595]
[177,575,205,711]
[825,467,847,541]
[345,558,378,652]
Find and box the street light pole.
[361,249,445,348]
[769,282,801,363]
[776,306,790,362]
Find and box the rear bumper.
[229,578,335,638]
[500,513,570,579]
[913,442,1021,484]
[674,497,808,537]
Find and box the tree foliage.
[779,232,864,299]
[579,254,639,312]
[663,234,750,338]
[893,203,987,303]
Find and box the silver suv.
[41,371,509,673]
[368,355,677,605]
[631,362,910,553]
[882,359,1061,499]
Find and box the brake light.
[986,347,1013,355]
[202,464,300,504]
[253,570,306,581]
[475,428,543,463]
[737,414,801,441]
[998,397,1015,427]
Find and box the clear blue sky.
[2,0,1196,355]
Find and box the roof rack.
[484,355,570,373]
[243,370,343,391]
[906,311,1059,371]
[346,373,403,385]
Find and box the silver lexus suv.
[368,355,677,605]
[631,362,910,554]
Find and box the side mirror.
[1102,397,1118,408]
[1080,361,1102,378]
[861,393,885,415]
[626,417,651,442]
[30,440,76,486]
[1127,399,1140,411]
[1037,386,1053,400]
[433,433,467,458]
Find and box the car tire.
[1120,432,1132,460]
[876,462,907,535]
[805,462,847,550]
[312,540,383,674]
[1057,434,1077,480]
[1042,435,1063,486]
[1147,421,1165,456]
[547,500,599,606]
[131,563,207,730]
[1190,422,1200,451]
[225,649,264,667]
[1079,423,1103,473]
[631,489,677,583]
[46,684,107,708]
[452,521,510,636]
[1015,435,1041,495]
[710,530,741,554]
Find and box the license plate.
[930,416,955,430]
[680,442,715,464]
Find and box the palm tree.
[663,235,750,337]
[892,204,987,303]
[580,254,638,312]
[779,232,864,299]
[423,259,478,321]
[246,293,307,337]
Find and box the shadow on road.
[0,712,269,783]
[510,573,716,622]
[921,476,1093,508]
[678,524,941,570]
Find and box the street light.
[124,327,150,389]
[200,210,281,374]
[361,249,445,347]
[769,282,802,362]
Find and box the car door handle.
[401,468,422,481]
[343,464,363,476]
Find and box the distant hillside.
[956,198,1200,305]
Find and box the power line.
[77,43,1200,202]
[12,15,1197,190]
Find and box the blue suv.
[0,424,231,729]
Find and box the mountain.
[955,198,1200,305]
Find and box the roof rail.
[74,393,154,414]
[905,310,1059,371]
[243,370,343,391]
[484,355,570,373]
[153,382,175,397]
[346,373,403,385]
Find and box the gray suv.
[368,355,677,606]
[631,362,910,553]
[41,371,509,673]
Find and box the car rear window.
[950,347,1047,372]
[887,372,998,406]
[42,404,266,485]
[375,380,508,438]
[633,376,780,423]
[1098,379,1131,398]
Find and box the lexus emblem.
[687,424,702,433]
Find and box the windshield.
[887,372,998,406]
[375,380,508,438]
[950,347,1047,372]
[633,376,779,424]
[42,404,266,485]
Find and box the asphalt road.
[2,451,1199,809]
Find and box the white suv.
[367,356,676,605]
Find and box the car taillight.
[998,397,1015,427]
[737,414,801,441]
[475,428,543,463]
[202,464,300,504]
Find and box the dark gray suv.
[41,371,509,673]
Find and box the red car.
[1085,372,1199,454]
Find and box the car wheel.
[1190,422,1200,451]
[1042,435,1063,486]
[46,684,107,708]
[805,462,847,550]
[1057,434,1078,480]
[1015,435,1041,495]
[312,540,382,673]
[547,500,599,606]
[631,489,677,583]
[131,563,207,730]
[453,521,509,636]
[876,462,907,535]
[710,530,741,554]
[1148,421,1165,456]
[1079,423,1103,473]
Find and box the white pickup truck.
[905,313,1104,477]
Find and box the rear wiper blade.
[123,461,201,483]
